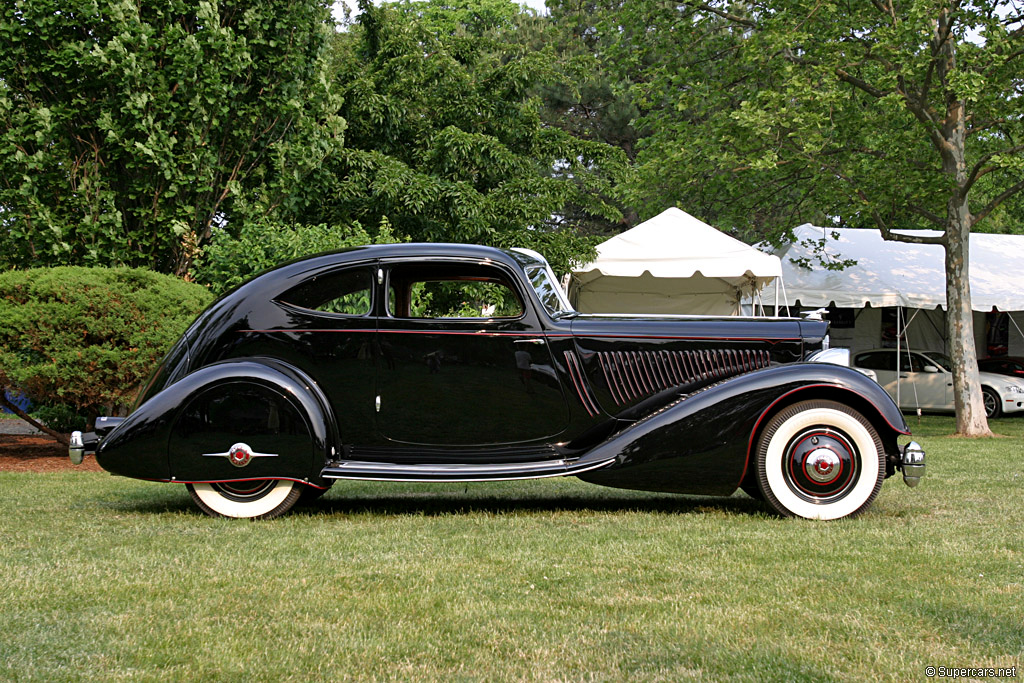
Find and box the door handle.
[514,338,546,345]
[899,374,908,378]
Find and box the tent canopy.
[570,208,783,315]
[767,225,1024,311]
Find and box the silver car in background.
[851,349,1024,418]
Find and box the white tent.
[764,225,1024,355]
[569,208,783,316]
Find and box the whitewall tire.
[187,479,302,519]
[754,400,885,520]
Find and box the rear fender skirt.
[96,358,337,485]
[577,363,908,496]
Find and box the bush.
[29,404,88,434]
[0,267,214,422]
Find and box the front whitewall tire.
[755,400,885,520]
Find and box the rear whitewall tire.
[187,480,302,519]
[755,400,885,520]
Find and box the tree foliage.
[522,0,643,234]
[0,0,343,276]
[0,267,213,428]
[191,218,405,296]
[607,0,1024,435]
[289,0,630,274]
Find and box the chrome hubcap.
[784,428,859,502]
[805,447,841,483]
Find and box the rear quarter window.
[855,352,894,371]
[277,268,373,316]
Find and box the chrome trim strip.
[321,457,617,483]
[202,449,279,458]
[329,459,569,474]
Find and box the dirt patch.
[0,433,102,472]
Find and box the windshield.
[922,351,953,372]
[525,264,575,318]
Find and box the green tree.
[0,0,343,276]
[191,218,405,296]
[528,0,643,234]
[290,0,629,274]
[613,0,1024,436]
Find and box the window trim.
[382,259,530,323]
[273,265,375,319]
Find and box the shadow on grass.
[300,493,767,518]
[111,488,769,518]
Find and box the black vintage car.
[70,244,925,519]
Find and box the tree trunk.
[934,8,991,437]
[0,393,71,446]
[945,198,991,436]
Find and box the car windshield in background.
[923,352,953,372]
[525,264,574,318]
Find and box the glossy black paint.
[578,364,908,496]
[96,242,907,498]
[98,359,335,486]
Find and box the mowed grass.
[1,417,1022,681]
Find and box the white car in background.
[806,348,879,383]
[850,349,1024,418]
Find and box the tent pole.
[774,279,779,317]
[896,307,901,409]
[903,308,922,415]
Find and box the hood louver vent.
[596,349,770,406]
[564,350,601,417]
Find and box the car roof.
[208,243,545,312]
[270,242,539,275]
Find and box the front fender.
[577,363,909,496]
[97,358,337,486]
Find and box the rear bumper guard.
[68,416,125,465]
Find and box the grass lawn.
[1,416,1021,681]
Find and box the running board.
[320,455,617,482]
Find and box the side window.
[856,351,895,371]
[908,354,930,373]
[278,267,373,316]
[387,263,524,319]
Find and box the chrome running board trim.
[320,455,617,482]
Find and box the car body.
[852,349,1024,418]
[70,244,925,520]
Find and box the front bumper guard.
[899,441,926,487]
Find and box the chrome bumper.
[69,430,96,465]
[68,417,124,465]
[900,441,926,487]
